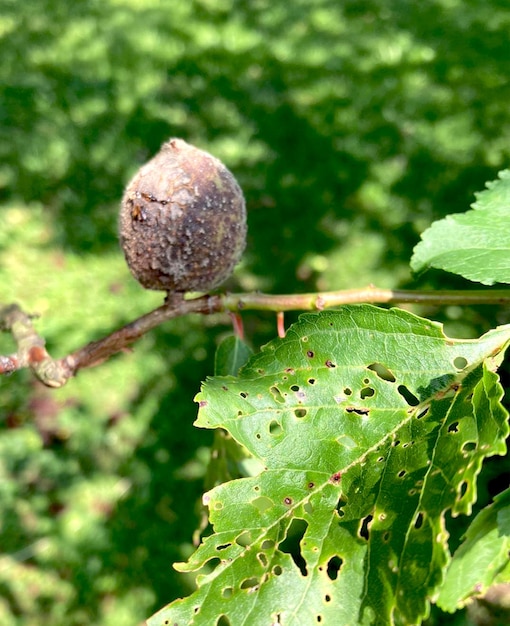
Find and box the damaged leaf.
[149,305,510,626]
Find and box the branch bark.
[2,286,510,388]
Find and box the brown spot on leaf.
[330,472,342,484]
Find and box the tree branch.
[2,286,510,388]
[221,287,510,310]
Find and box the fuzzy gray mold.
[119,138,247,292]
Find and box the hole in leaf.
[324,594,332,603]
[284,497,293,506]
[316,616,323,623]
[360,386,375,399]
[392,439,401,447]
[462,442,476,453]
[459,481,468,498]
[236,531,251,547]
[216,543,232,551]
[279,518,308,576]
[453,356,468,370]
[205,557,221,569]
[397,385,419,406]
[325,360,336,368]
[252,496,273,513]
[258,552,268,567]
[294,408,307,418]
[448,421,459,433]
[326,555,343,580]
[397,469,406,478]
[367,362,396,382]
[414,512,424,529]
[222,586,233,598]
[359,515,373,540]
[307,350,315,358]
[417,407,429,420]
[343,387,352,396]
[290,384,300,392]
[269,420,283,436]
[345,406,370,416]
[239,392,248,398]
[308,378,316,385]
[273,565,283,576]
[270,386,285,403]
[240,577,259,590]
[363,378,370,385]
[335,498,347,520]
[307,482,315,489]
[383,531,391,543]
[217,616,231,626]
[261,539,275,550]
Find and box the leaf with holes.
[411,169,510,285]
[437,486,510,612]
[148,305,510,626]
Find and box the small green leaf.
[197,336,257,539]
[214,335,253,376]
[149,306,510,626]
[411,169,510,285]
[437,486,510,612]
[203,336,261,493]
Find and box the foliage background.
[0,1,509,624]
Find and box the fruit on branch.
[119,138,246,292]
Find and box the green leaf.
[149,305,510,626]
[437,486,510,612]
[196,336,259,543]
[203,336,259,490]
[214,335,253,376]
[411,169,510,285]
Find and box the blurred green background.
[0,1,509,624]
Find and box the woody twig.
[2,286,510,388]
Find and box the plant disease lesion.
[119,139,247,294]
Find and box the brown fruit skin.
[119,138,246,292]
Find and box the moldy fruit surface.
[119,138,246,292]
